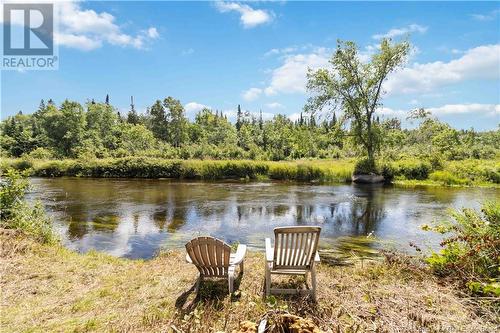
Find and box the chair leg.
[311,267,317,301]
[265,263,271,296]
[194,275,202,294]
[228,266,235,294]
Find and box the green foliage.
[306,38,410,164]
[423,201,500,296]
[0,70,498,185]
[354,158,377,175]
[391,159,432,180]
[429,171,468,186]
[24,147,54,159]
[0,169,30,220]
[0,169,55,243]
[2,157,355,183]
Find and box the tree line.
[1,38,498,165]
[1,96,497,163]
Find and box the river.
[30,178,498,260]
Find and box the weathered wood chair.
[265,226,321,300]
[185,236,247,294]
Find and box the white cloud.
[471,9,500,21]
[2,1,160,51]
[223,109,275,121]
[215,1,274,28]
[427,104,500,117]
[266,102,284,109]
[372,24,427,40]
[385,44,500,95]
[54,33,102,51]
[184,102,210,114]
[263,48,330,95]
[146,27,159,39]
[242,87,263,101]
[376,104,500,118]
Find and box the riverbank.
[1,231,497,333]
[2,157,499,187]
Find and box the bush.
[392,159,432,180]
[429,171,469,186]
[423,201,500,296]
[0,169,30,220]
[353,158,377,175]
[10,158,34,171]
[379,162,395,182]
[0,169,56,244]
[24,147,54,160]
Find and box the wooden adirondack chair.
[265,226,321,300]
[185,236,247,294]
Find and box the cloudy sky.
[1,1,499,130]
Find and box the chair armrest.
[314,251,320,263]
[186,253,193,264]
[231,244,247,265]
[265,238,273,262]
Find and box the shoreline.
[3,157,499,188]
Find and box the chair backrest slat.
[185,236,231,277]
[273,226,321,270]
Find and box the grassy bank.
[2,157,499,187]
[1,231,497,333]
[1,157,355,183]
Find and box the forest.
[1,96,498,185]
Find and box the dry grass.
[1,232,497,333]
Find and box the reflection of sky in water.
[30,178,499,259]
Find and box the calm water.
[30,178,499,260]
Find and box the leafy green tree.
[117,123,157,155]
[127,96,140,125]
[306,39,410,171]
[86,102,119,151]
[0,112,38,157]
[44,100,86,157]
[148,100,168,141]
[236,104,243,132]
[163,97,188,147]
[265,114,293,160]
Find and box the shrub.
[0,169,56,244]
[379,162,395,182]
[392,159,432,180]
[0,169,29,220]
[429,171,469,186]
[422,201,500,296]
[10,158,34,171]
[484,167,500,184]
[24,147,55,160]
[353,158,377,175]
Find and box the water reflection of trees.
[41,179,388,252]
[332,185,385,236]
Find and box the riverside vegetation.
[1,39,499,185]
[1,157,499,187]
[1,170,499,332]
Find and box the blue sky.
[1,1,499,130]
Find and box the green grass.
[1,157,355,183]
[2,232,497,332]
[2,157,499,187]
